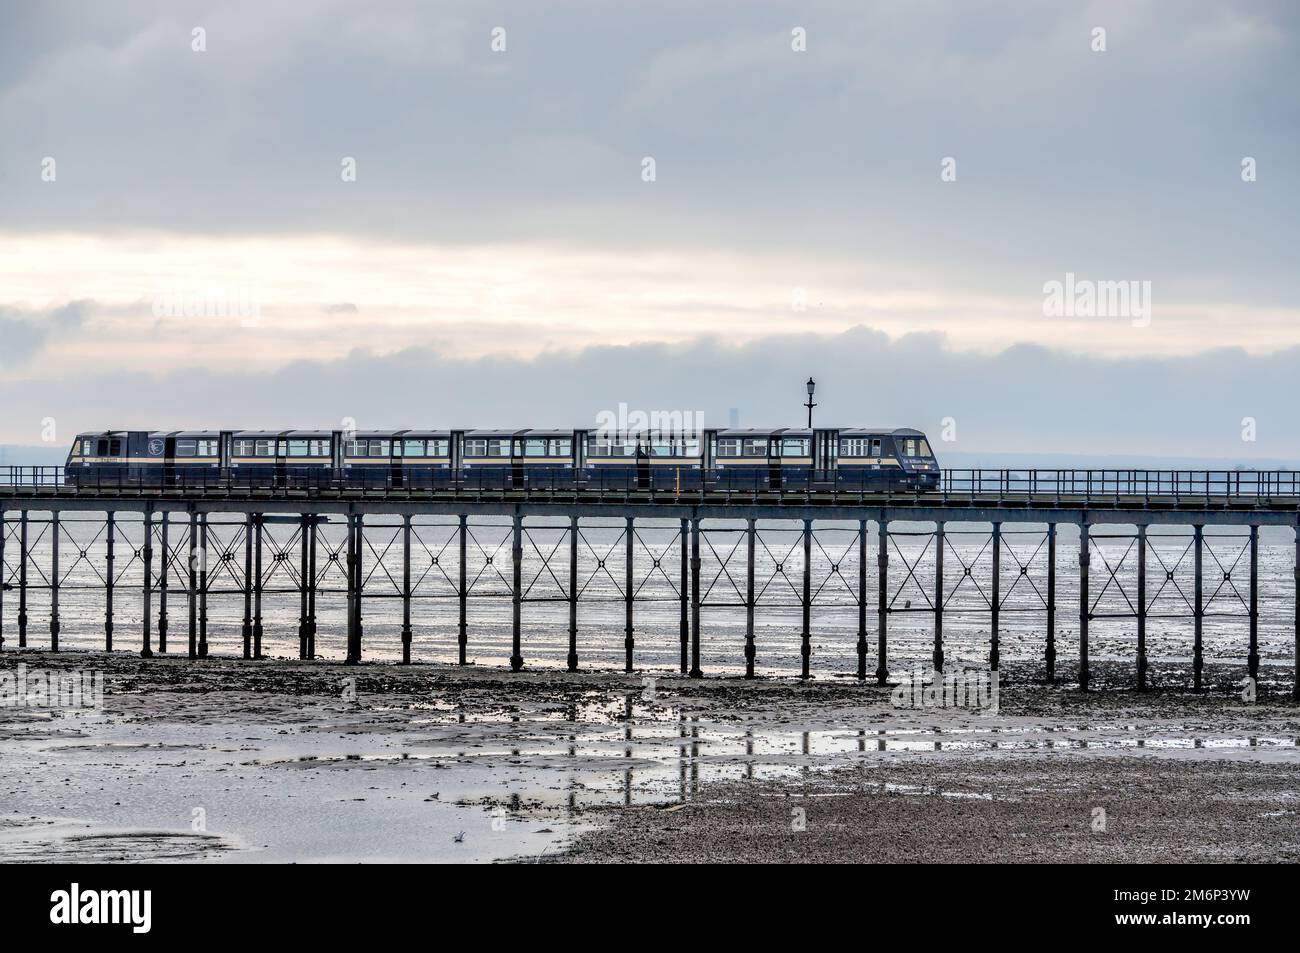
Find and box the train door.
[331,431,344,490]
[219,431,234,483]
[572,429,587,489]
[275,434,288,489]
[511,438,525,489]
[814,429,838,488]
[449,430,464,489]
[163,436,177,489]
[387,444,403,486]
[390,435,405,489]
[636,442,650,490]
[768,437,782,490]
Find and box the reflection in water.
[248,691,1298,813]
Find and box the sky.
[1,0,1297,459]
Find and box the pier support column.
[933,521,945,672]
[1248,524,1259,682]
[104,512,114,651]
[1193,525,1204,691]
[510,512,523,671]
[345,513,359,664]
[624,516,635,672]
[1079,522,1090,691]
[49,512,59,651]
[457,514,468,665]
[689,516,702,678]
[242,515,253,659]
[141,507,153,658]
[1046,523,1057,682]
[1293,522,1299,701]
[876,518,889,685]
[744,518,756,678]
[856,519,867,680]
[401,514,412,664]
[158,513,169,653]
[298,515,309,660]
[198,513,209,658]
[1137,524,1147,690]
[679,517,689,674]
[800,519,812,680]
[17,511,27,648]
[990,521,1000,671]
[567,515,578,672]
[344,514,354,663]
[252,514,263,659]
[188,510,197,658]
[350,514,365,663]
[306,515,317,659]
[0,508,5,652]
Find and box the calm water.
[2,514,1293,680]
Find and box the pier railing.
[2,466,1298,504]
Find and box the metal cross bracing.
[695,519,868,680]
[0,503,1295,701]
[1080,526,1258,692]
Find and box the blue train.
[63,427,940,490]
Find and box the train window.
[742,438,767,457]
[717,438,739,457]
[782,438,809,457]
[309,440,328,456]
[368,440,390,457]
[109,439,122,456]
[233,439,253,456]
[871,439,882,457]
[344,440,363,457]
[487,440,509,457]
[175,439,198,457]
[465,439,487,457]
[679,437,701,456]
[551,439,572,456]
[197,439,219,456]
[286,440,311,457]
[901,439,916,457]
[918,439,932,457]
[522,439,547,457]
[839,438,868,457]
[254,440,273,457]
[403,439,425,457]
[428,439,449,457]
[81,439,92,455]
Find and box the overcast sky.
[1,1,1297,458]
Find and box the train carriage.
[65,423,940,491]
[229,430,334,488]
[586,430,703,491]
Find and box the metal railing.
[2,465,1298,503]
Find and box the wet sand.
[1,650,1297,863]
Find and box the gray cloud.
[0,299,90,367]
[3,324,1296,459]
[1,1,1297,303]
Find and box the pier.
[2,467,1297,695]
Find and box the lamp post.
[804,377,817,429]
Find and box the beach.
[2,651,1297,863]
